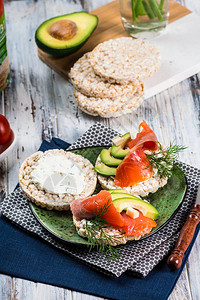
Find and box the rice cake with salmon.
[95,121,169,197]
[71,190,157,246]
[96,155,168,197]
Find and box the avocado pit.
[48,20,78,41]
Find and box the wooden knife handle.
[167,204,200,270]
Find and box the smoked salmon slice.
[121,211,157,236]
[115,121,158,187]
[114,147,153,187]
[71,191,157,237]
[71,190,125,227]
[126,120,158,151]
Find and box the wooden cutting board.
[38,0,191,78]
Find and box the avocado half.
[35,12,98,57]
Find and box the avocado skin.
[35,35,84,57]
[94,163,116,176]
[113,197,159,220]
[35,12,98,57]
[111,132,131,159]
[100,148,122,167]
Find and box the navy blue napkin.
[0,137,199,300]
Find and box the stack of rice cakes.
[70,37,160,118]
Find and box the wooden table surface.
[0,0,199,299]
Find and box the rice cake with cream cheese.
[19,149,97,210]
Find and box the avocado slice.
[35,12,98,57]
[94,164,116,176]
[110,132,131,159]
[108,189,127,194]
[111,193,137,200]
[100,148,122,167]
[113,197,159,220]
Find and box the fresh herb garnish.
[85,200,121,260]
[146,142,187,178]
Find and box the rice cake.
[74,87,144,118]
[73,216,141,246]
[70,52,142,99]
[90,37,161,85]
[19,149,97,210]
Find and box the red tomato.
[0,114,11,145]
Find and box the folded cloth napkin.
[1,123,200,279]
[1,215,199,300]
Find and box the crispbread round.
[19,149,97,210]
[90,37,161,84]
[95,156,168,197]
[70,52,142,99]
[111,90,144,117]
[74,87,144,118]
[73,216,141,246]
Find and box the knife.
[167,184,200,270]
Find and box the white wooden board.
[144,13,200,98]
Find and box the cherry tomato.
[0,114,11,145]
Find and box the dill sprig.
[85,200,121,261]
[146,142,187,178]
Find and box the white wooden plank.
[72,291,105,300]
[52,72,98,144]
[12,278,72,300]
[0,275,12,300]
[187,234,200,300]
[4,0,58,192]
[168,267,193,300]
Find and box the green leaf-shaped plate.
[30,146,187,245]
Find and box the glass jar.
[119,0,169,39]
[0,0,9,92]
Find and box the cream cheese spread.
[31,155,85,195]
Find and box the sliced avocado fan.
[95,132,131,176]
